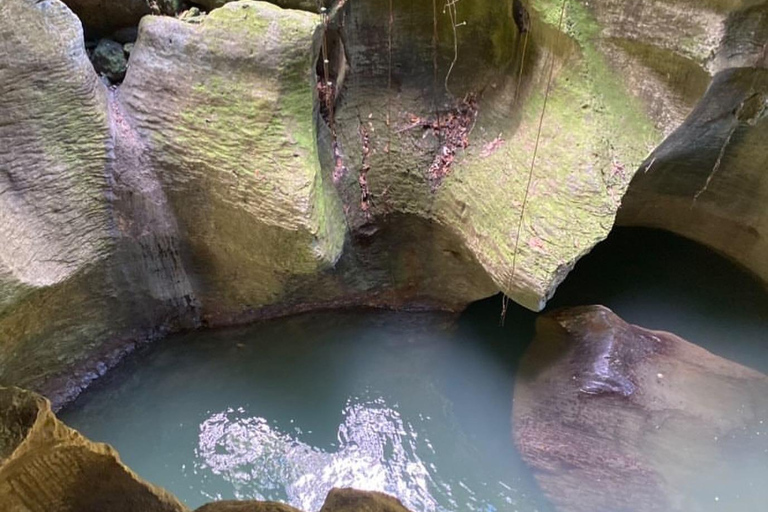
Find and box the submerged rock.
[0,386,188,512]
[193,489,413,512]
[513,306,768,512]
[92,38,128,81]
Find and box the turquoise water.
[61,229,768,511]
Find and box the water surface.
[62,229,768,511]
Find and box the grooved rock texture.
[120,2,347,319]
[513,306,768,512]
[0,386,188,512]
[0,0,197,407]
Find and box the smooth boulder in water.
[513,305,768,512]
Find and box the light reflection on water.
[194,398,440,511]
[61,310,548,512]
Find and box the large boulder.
[61,0,182,36]
[0,386,188,512]
[513,306,768,512]
[120,2,347,320]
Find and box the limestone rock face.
[618,67,768,287]
[513,306,768,512]
[0,0,197,406]
[0,386,188,512]
[121,2,347,319]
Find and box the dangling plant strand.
[501,0,569,324]
[443,0,465,96]
[319,4,335,133]
[432,0,442,144]
[386,0,394,153]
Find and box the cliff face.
[0,0,765,403]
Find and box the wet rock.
[319,488,412,512]
[195,501,303,512]
[0,386,188,512]
[513,306,768,512]
[92,38,128,81]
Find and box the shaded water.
[62,229,768,511]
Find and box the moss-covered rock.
[121,2,346,318]
[195,0,318,12]
[0,386,188,512]
[513,306,768,512]
[0,0,198,407]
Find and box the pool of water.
[61,229,768,511]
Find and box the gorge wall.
[0,0,766,406]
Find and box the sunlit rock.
[0,386,188,512]
[319,488,412,512]
[513,305,768,512]
[195,501,303,512]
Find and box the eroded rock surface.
[0,386,188,512]
[618,66,768,287]
[513,306,768,512]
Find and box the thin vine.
[501,0,569,324]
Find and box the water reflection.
[194,398,439,511]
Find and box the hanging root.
[443,0,466,96]
[501,0,569,325]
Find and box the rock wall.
[1,0,765,403]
